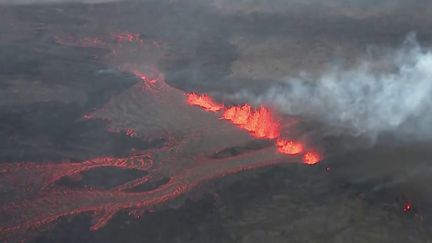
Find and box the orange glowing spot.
[303,151,321,165]
[222,105,280,139]
[275,138,304,155]
[403,202,413,212]
[186,93,224,112]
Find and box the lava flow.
[0,69,321,242]
[131,69,158,89]
[186,93,224,112]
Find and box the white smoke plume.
[229,34,432,141]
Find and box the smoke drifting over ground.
[228,35,432,142]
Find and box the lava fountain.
[276,139,304,155]
[222,105,280,139]
[185,92,321,165]
[186,93,224,112]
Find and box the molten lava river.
[0,68,321,241]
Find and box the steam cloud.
[229,34,432,141]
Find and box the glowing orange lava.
[303,151,321,165]
[186,93,224,112]
[132,70,158,89]
[184,92,321,164]
[276,138,304,155]
[223,105,280,139]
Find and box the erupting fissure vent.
[186,92,321,165]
